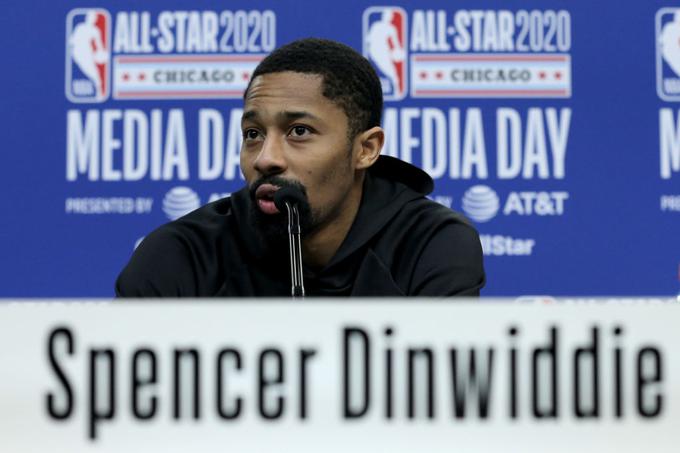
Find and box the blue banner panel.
[0,0,678,296]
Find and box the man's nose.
[253,136,287,176]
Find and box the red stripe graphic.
[413,55,569,62]
[115,90,244,97]
[414,89,568,95]
[116,55,264,63]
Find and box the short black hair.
[246,38,383,139]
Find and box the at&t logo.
[461,185,569,222]
[162,186,201,220]
[462,185,500,222]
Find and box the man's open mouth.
[255,184,281,215]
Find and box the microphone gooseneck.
[273,187,306,298]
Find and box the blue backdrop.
[1,0,678,297]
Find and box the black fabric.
[115,156,485,297]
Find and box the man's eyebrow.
[278,110,321,122]
[241,110,258,123]
[241,110,322,125]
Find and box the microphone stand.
[284,202,305,298]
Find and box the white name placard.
[0,299,677,452]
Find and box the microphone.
[274,187,306,298]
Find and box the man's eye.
[289,126,311,137]
[243,129,261,140]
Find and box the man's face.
[240,71,359,240]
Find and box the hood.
[369,155,433,195]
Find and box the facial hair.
[248,175,314,246]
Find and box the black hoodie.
[116,156,485,297]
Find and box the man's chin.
[251,209,290,246]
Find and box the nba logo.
[657,8,680,101]
[65,9,111,103]
[363,7,408,101]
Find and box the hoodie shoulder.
[115,197,234,297]
[359,185,485,297]
[406,203,485,296]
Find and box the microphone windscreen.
[273,186,306,211]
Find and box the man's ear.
[355,126,384,170]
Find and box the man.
[116,38,485,297]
